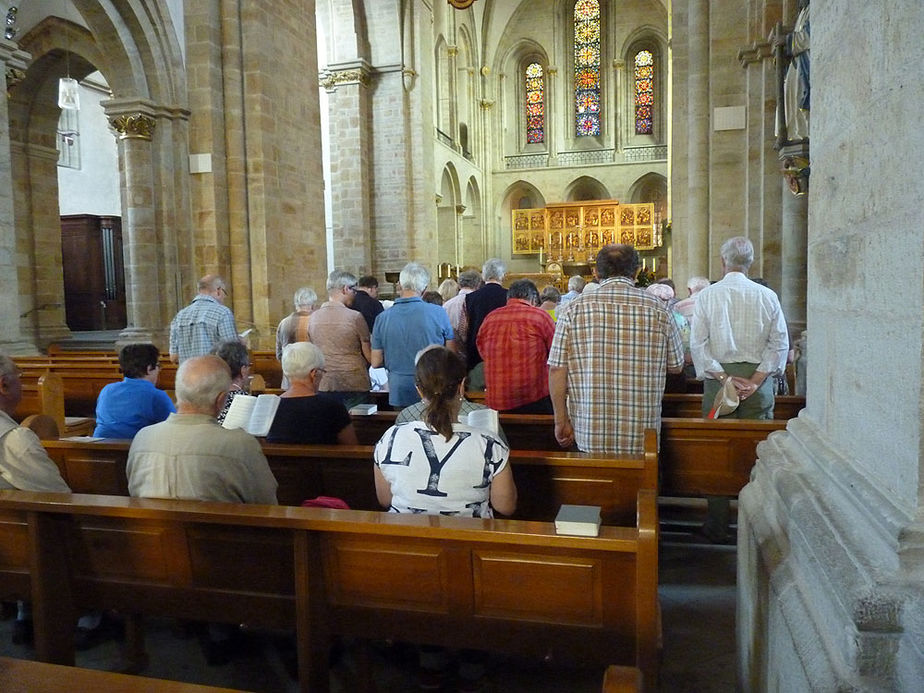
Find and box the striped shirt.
[547,276,683,454]
[690,272,789,378]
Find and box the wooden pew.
[41,431,658,527]
[0,490,660,691]
[13,372,94,437]
[661,393,804,420]
[0,656,242,692]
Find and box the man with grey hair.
[459,258,508,389]
[169,274,238,364]
[442,269,481,347]
[127,355,277,504]
[691,236,789,543]
[308,270,372,407]
[371,262,455,407]
[674,275,711,321]
[558,274,586,311]
[275,286,318,361]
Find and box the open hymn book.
[459,408,499,436]
[221,394,280,436]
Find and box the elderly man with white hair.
[371,262,455,407]
[127,355,277,504]
[674,275,711,322]
[275,285,318,361]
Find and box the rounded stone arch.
[621,26,668,145]
[8,2,189,348]
[563,176,611,202]
[437,163,463,267]
[496,39,551,155]
[626,172,667,219]
[496,180,547,261]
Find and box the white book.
[221,393,281,437]
[461,407,499,435]
[349,403,378,416]
[555,504,602,537]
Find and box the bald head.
[175,355,231,416]
[198,274,228,304]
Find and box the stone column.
[321,62,373,274]
[105,102,158,345]
[545,67,558,166]
[779,143,809,337]
[0,40,36,353]
[686,0,710,274]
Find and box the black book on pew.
[555,504,602,537]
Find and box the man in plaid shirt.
[169,274,239,364]
[548,244,684,454]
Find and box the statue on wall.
[776,0,811,142]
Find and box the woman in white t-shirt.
[373,346,516,518]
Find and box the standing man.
[442,269,481,352]
[371,262,455,407]
[459,258,508,389]
[169,274,238,364]
[308,270,372,408]
[691,236,789,542]
[548,244,684,454]
[558,275,586,311]
[351,275,384,333]
[673,276,711,322]
[477,279,556,414]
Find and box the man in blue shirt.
[371,262,455,407]
[94,343,176,438]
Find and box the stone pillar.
[321,62,373,274]
[778,143,809,337]
[106,102,159,345]
[0,40,37,353]
[685,0,710,274]
[545,67,558,166]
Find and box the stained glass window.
[574,0,601,137]
[525,62,544,144]
[634,50,654,135]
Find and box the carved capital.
[455,205,466,214]
[319,68,371,92]
[110,112,156,141]
[479,99,495,110]
[612,60,625,70]
[5,65,25,93]
[480,66,490,77]
[447,46,458,57]
[547,67,558,76]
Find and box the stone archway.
[6,4,189,350]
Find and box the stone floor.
[0,533,737,692]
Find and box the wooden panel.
[58,452,129,495]
[186,525,293,594]
[0,510,30,601]
[324,535,452,612]
[69,518,177,583]
[473,550,604,624]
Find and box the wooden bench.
[661,393,804,420]
[0,656,242,692]
[41,431,658,527]
[0,490,659,691]
[12,372,94,437]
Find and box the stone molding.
[738,415,918,690]
[737,40,773,67]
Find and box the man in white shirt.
[691,236,789,541]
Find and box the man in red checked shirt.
[476,279,556,414]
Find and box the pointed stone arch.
[563,176,610,201]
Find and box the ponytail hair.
[415,346,466,441]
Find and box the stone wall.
[738,1,924,688]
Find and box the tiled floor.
[0,536,736,692]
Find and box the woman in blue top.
[94,343,175,439]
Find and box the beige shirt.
[307,301,371,392]
[0,411,71,492]
[127,413,277,504]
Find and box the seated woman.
[94,343,175,438]
[373,346,516,518]
[212,340,251,425]
[266,342,358,445]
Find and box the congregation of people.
[0,237,789,679]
